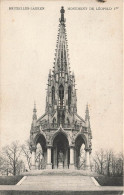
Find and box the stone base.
[64,165,68,169]
[21,169,99,177]
[69,164,75,170]
[58,162,63,169]
[46,163,52,169]
[53,165,57,169]
[31,165,36,170]
[85,165,91,171]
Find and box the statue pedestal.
[46,163,52,169]
[69,164,75,170]
[58,162,63,169]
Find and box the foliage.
[21,141,46,170]
[21,140,31,170]
[0,141,25,176]
[93,149,123,176]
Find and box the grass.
[95,176,123,186]
[0,175,23,185]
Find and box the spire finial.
[33,101,37,120]
[49,69,51,76]
[33,101,36,111]
[85,103,91,133]
[85,103,90,121]
[60,6,65,23]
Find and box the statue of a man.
[58,150,64,163]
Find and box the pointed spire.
[85,104,91,131]
[60,6,65,23]
[48,69,51,85]
[53,7,70,75]
[49,69,51,76]
[33,101,37,121]
[85,103,90,121]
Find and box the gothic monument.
[30,7,92,170]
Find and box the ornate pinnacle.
[85,104,91,133]
[60,6,65,23]
[33,101,37,120]
[85,103,90,121]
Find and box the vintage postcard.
[0,0,123,193]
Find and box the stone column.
[46,146,52,169]
[69,146,75,169]
[85,149,90,170]
[64,149,68,169]
[53,147,57,169]
[31,148,36,170]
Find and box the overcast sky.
[1,0,123,153]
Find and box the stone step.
[21,175,95,187]
[22,169,98,177]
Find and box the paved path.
[22,175,95,187]
[0,184,123,192]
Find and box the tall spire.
[85,104,91,133]
[33,101,37,121]
[85,103,90,121]
[45,6,77,117]
[53,7,70,75]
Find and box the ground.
[0,174,123,195]
[0,174,123,186]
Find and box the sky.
[1,0,123,153]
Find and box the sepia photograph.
[0,0,123,194]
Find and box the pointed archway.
[35,134,47,169]
[75,135,86,169]
[52,133,69,169]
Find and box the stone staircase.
[22,169,98,176]
[20,175,96,190]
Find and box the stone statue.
[58,150,64,163]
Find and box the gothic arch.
[51,127,70,146]
[33,132,47,169]
[34,132,47,148]
[52,117,56,123]
[52,128,70,169]
[59,84,64,106]
[66,117,70,125]
[75,133,88,169]
[75,133,88,149]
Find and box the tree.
[21,140,31,170]
[2,141,24,175]
[0,155,9,175]
[21,140,46,170]
[93,149,123,176]
[105,149,113,176]
[93,149,106,174]
[115,153,123,176]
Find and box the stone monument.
[29,7,92,171]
